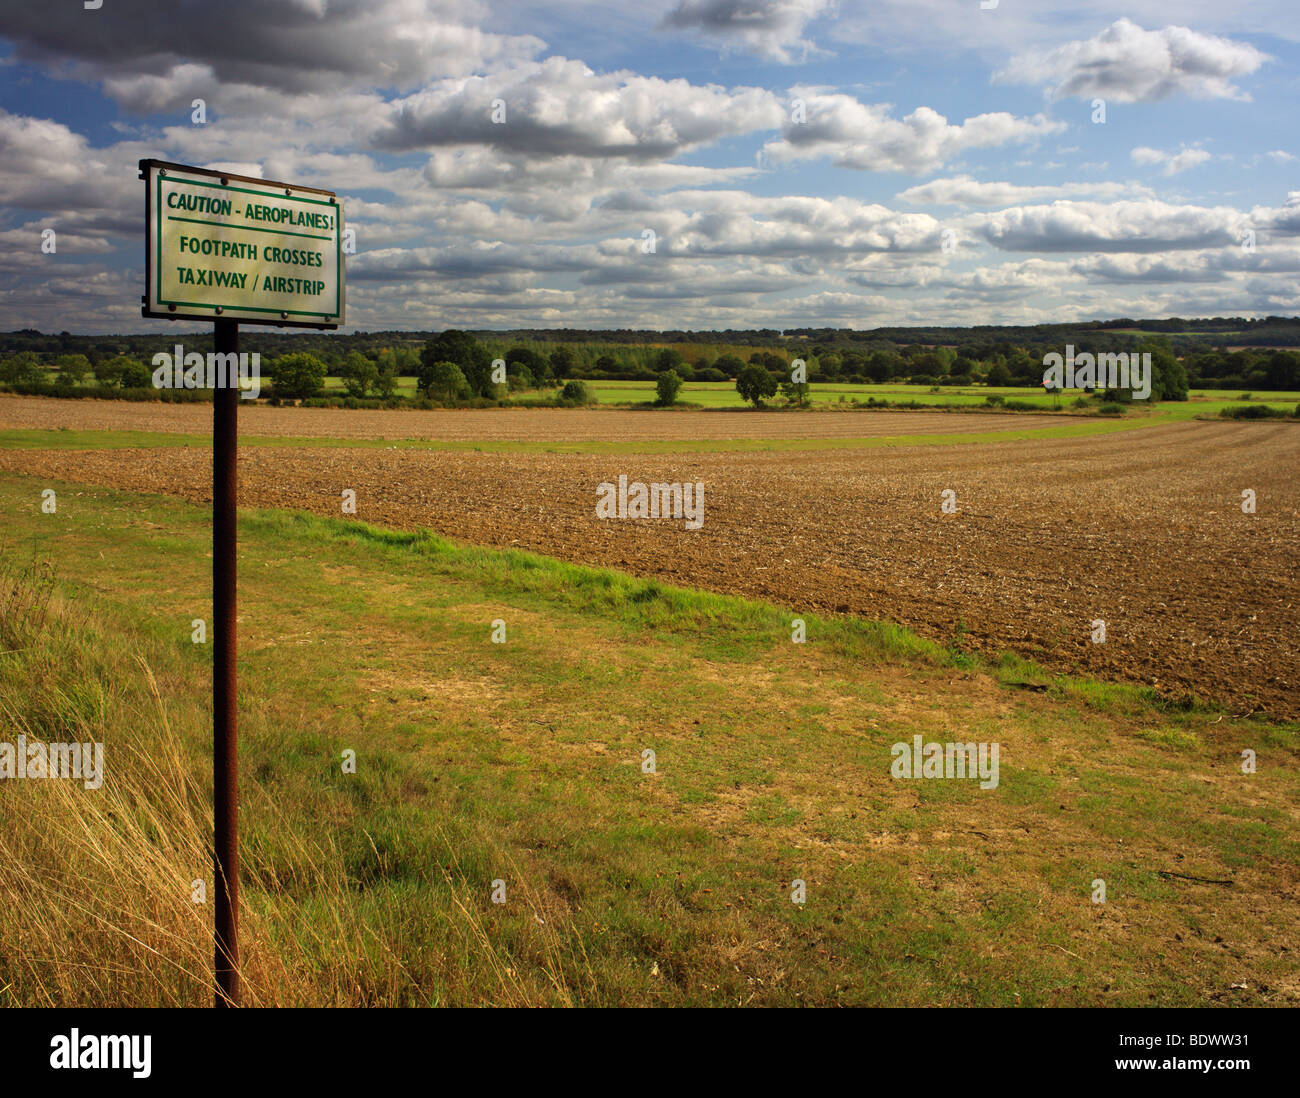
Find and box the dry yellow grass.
[0,558,564,1006]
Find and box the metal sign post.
[140,159,344,1007]
[212,318,239,1007]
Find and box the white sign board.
[142,159,344,328]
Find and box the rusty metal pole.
[212,318,240,1007]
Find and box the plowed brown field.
[0,395,1041,441]
[3,406,1295,717]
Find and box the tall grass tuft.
[0,557,572,1006]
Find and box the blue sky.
[0,0,1297,332]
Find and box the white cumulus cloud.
[763,94,1064,174]
[1130,146,1214,176]
[996,18,1270,102]
[659,0,834,63]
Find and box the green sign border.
[142,160,344,330]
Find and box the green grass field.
[311,375,1300,419]
[2,472,1295,1006]
[36,369,1299,420]
[577,379,1300,415]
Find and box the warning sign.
[141,159,344,329]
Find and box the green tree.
[655,347,685,373]
[505,347,546,384]
[748,351,787,371]
[952,355,977,378]
[558,379,591,404]
[379,346,421,376]
[1264,351,1299,390]
[655,369,683,406]
[421,330,491,396]
[0,352,44,386]
[840,351,867,380]
[736,364,778,407]
[374,364,399,399]
[866,350,901,383]
[505,346,538,368]
[1134,339,1188,401]
[55,353,91,387]
[376,348,400,377]
[1155,351,1189,401]
[549,346,575,379]
[340,351,379,397]
[780,376,810,407]
[92,357,125,388]
[714,353,746,378]
[985,361,1013,387]
[911,352,943,377]
[507,364,535,392]
[118,358,151,388]
[998,348,1034,384]
[418,360,470,403]
[271,353,328,400]
[533,356,556,387]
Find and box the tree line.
[7,328,1300,403]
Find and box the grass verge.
[1,474,1296,1005]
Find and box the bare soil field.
[4,415,1295,717]
[0,394,1044,441]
